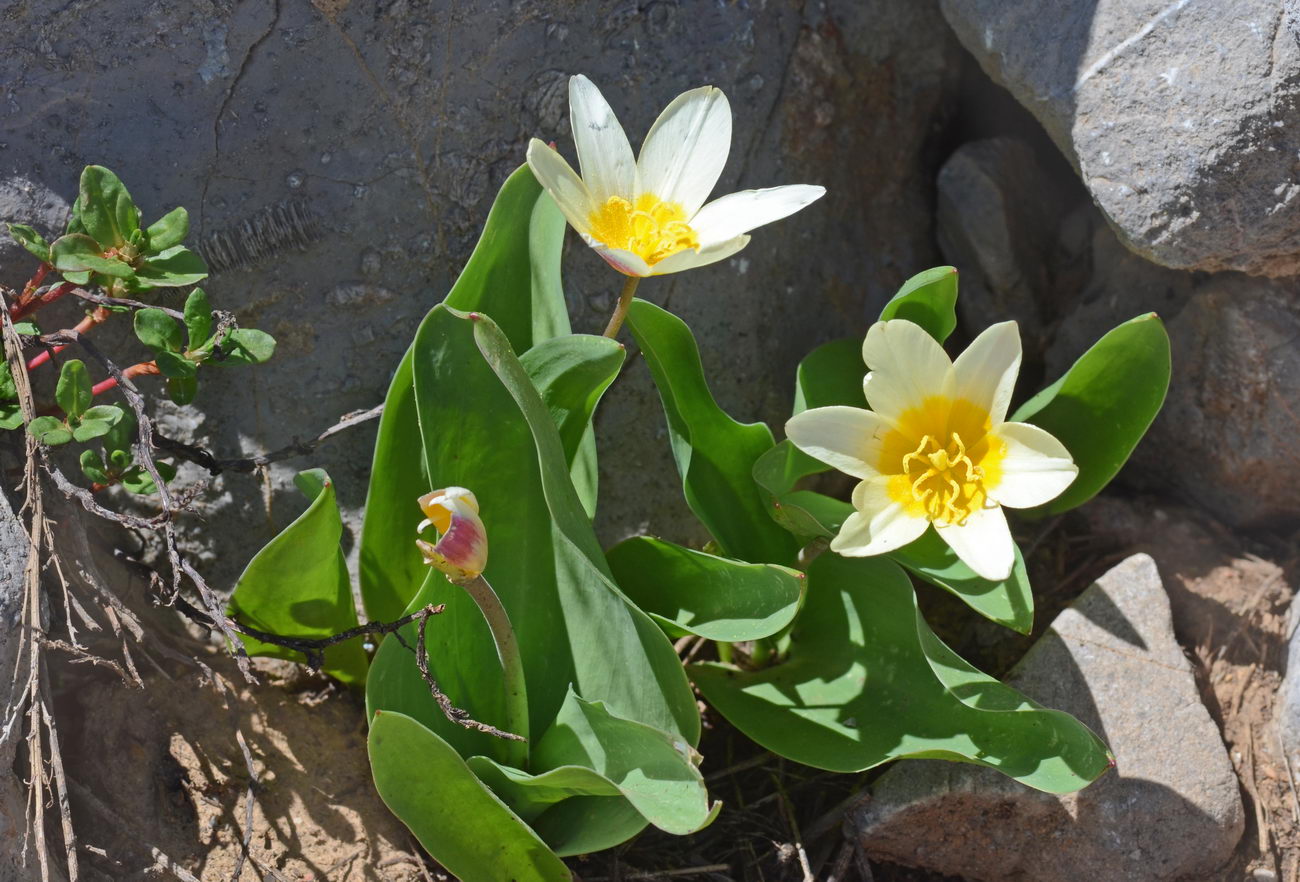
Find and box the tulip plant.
[210,77,1167,879]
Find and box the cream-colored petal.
[636,86,731,216]
[934,504,1014,581]
[689,185,826,247]
[952,321,1021,426]
[586,241,653,277]
[644,235,750,276]
[569,75,637,203]
[861,319,954,422]
[526,139,595,235]
[829,477,929,557]
[785,406,892,480]
[985,421,1078,509]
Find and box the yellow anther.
[899,430,987,526]
[587,193,700,265]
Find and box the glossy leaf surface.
[877,266,959,342]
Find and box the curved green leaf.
[890,528,1033,634]
[133,245,208,287]
[56,359,92,419]
[607,536,805,642]
[691,553,1110,793]
[183,288,212,346]
[228,469,366,685]
[78,165,139,249]
[8,224,50,262]
[28,416,71,446]
[878,266,959,342]
[753,440,852,541]
[214,328,276,365]
[50,234,134,278]
[369,710,570,882]
[145,206,189,253]
[626,299,797,566]
[1012,313,1170,514]
[519,334,625,518]
[133,308,182,353]
[793,337,866,416]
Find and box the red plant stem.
[26,306,114,371]
[10,281,74,322]
[91,361,159,397]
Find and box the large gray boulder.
[942,0,1300,277]
[0,485,34,881]
[0,0,958,585]
[854,554,1244,882]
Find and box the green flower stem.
[602,275,641,338]
[461,573,529,767]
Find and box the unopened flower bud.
[415,487,487,584]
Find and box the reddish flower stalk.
[91,361,159,397]
[10,281,74,322]
[26,306,113,371]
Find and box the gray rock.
[941,0,1300,277]
[1046,217,1300,528]
[1278,601,1300,770]
[0,0,958,586]
[0,176,70,288]
[854,554,1244,882]
[936,137,1072,351]
[0,484,39,881]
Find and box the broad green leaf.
[793,337,866,416]
[878,266,959,343]
[228,469,367,685]
[752,440,852,540]
[154,350,196,379]
[607,536,805,642]
[56,359,92,419]
[12,321,39,336]
[626,299,797,566]
[28,416,72,446]
[79,450,111,484]
[145,206,189,252]
[444,163,571,353]
[183,288,212,346]
[519,334,625,519]
[120,461,176,495]
[1012,314,1170,514]
[358,348,426,622]
[78,165,139,248]
[133,245,208,287]
[0,362,15,400]
[50,234,134,278]
[71,404,124,442]
[890,528,1034,634]
[213,328,275,366]
[691,553,1111,793]
[109,449,132,471]
[103,407,136,453]
[368,710,570,882]
[8,224,50,262]
[0,405,21,431]
[133,308,183,353]
[167,375,198,405]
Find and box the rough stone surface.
[0,485,33,881]
[935,137,1071,352]
[854,554,1244,882]
[0,0,958,585]
[1046,214,1300,528]
[941,0,1300,277]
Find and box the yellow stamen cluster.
[587,193,700,265]
[900,433,986,525]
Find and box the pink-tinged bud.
[415,487,487,584]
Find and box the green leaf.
[183,288,212,346]
[71,404,124,443]
[214,328,276,366]
[103,407,136,453]
[119,461,176,495]
[78,165,139,249]
[134,308,183,353]
[50,234,134,278]
[154,350,196,380]
[145,206,189,252]
[0,362,15,401]
[228,469,367,685]
[890,528,1034,634]
[79,450,111,484]
[607,537,805,642]
[793,337,867,416]
[752,440,852,540]
[12,321,39,336]
[365,306,698,785]
[109,448,132,471]
[1012,314,1170,514]
[690,553,1111,793]
[626,299,798,566]
[519,334,625,519]
[0,404,22,431]
[56,359,92,419]
[444,163,572,353]
[8,224,50,262]
[61,271,92,286]
[878,266,959,343]
[133,245,208,287]
[28,416,72,446]
[167,375,198,405]
[369,711,571,882]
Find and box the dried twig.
[413,610,526,743]
[229,728,257,882]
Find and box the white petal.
[526,139,594,235]
[935,504,1014,581]
[861,320,954,422]
[952,321,1021,426]
[785,406,893,480]
[586,241,653,277]
[636,86,731,216]
[689,185,826,247]
[830,477,929,557]
[644,235,749,276]
[985,422,1078,509]
[568,75,637,204]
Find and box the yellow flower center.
[587,193,700,265]
[881,396,1006,526]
